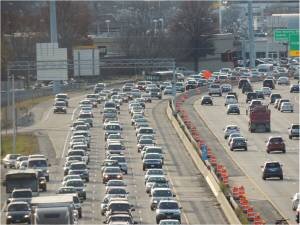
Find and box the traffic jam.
[2,61,300,224]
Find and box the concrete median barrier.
[166,101,241,225]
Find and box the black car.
[242,83,253,93]
[290,84,300,93]
[238,79,250,89]
[5,202,31,224]
[53,101,67,114]
[36,170,47,192]
[270,93,281,104]
[200,96,213,105]
[246,92,257,103]
[263,79,275,89]
[262,161,283,180]
[143,159,162,171]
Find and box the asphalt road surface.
[191,80,299,223]
[1,89,228,224]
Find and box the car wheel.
[143,167,145,171]
[282,149,286,153]
[289,135,292,140]
[4,165,6,169]
[280,175,283,180]
[86,178,89,182]
[267,150,270,154]
[46,176,49,182]
[262,176,266,180]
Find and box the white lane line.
[61,129,71,158]
[71,106,79,121]
[43,108,52,122]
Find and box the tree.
[169,1,218,72]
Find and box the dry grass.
[1,133,39,158]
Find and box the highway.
[188,80,299,223]
[1,88,228,224]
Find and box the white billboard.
[36,43,68,81]
[73,48,100,77]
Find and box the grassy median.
[1,133,39,158]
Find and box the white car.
[280,102,293,112]
[261,87,272,96]
[223,125,240,139]
[227,132,242,145]
[277,77,290,85]
[224,95,238,106]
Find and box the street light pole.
[11,72,16,154]
[105,20,111,34]
[159,18,164,32]
[153,19,158,34]
[247,0,255,68]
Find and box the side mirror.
[100,111,103,114]
[173,194,176,197]
[179,206,183,209]
[260,165,263,168]
[48,163,51,167]
[131,208,135,211]
[2,181,6,186]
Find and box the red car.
[266,136,286,153]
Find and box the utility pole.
[172,61,176,100]
[247,0,255,68]
[11,72,16,154]
[50,1,60,94]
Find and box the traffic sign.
[274,29,299,41]
[289,33,300,57]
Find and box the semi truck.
[248,105,271,133]
[30,195,78,224]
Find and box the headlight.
[104,175,109,178]
[153,200,158,203]
[117,175,122,178]
[46,170,49,173]
[24,215,29,218]
[7,216,12,218]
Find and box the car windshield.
[140,129,153,134]
[108,145,123,150]
[153,190,172,197]
[110,157,126,163]
[148,170,164,176]
[70,163,86,170]
[109,203,130,211]
[109,134,121,139]
[8,203,29,212]
[8,155,20,160]
[107,180,124,186]
[140,139,153,144]
[28,159,47,168]
[12,191,32,198]
[55,102,66,107]
[106,125,121,130]
[105,167,121,173]
[292,125,299,129]
[270,138,283,143]
[148,177,166,183]
[107,188,126,195]
[79,114,92,119]
[68,151,84,156]
[159,202,179,209]
[145,154,161,159]
[266,163,280,168]
[110,216,132,223]
[66,180,84,187]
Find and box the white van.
[257,64,273,76]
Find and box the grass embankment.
[1,95,54,129]
[1,133,39,158]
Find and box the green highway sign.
[289,34,300,50]
[274,29,299,41]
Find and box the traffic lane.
[194,84,299,222]
[118,102,157,224]
[150,98,229,224]
[183,94,244,177]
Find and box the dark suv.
[246,92,257,103]
[261,161,283,180]
[263,79,275,89]
[270,93,281,104]
[53,101,67,114]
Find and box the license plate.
[167,215,172,219]
[151,165,155,167]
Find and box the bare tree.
[169,1,218,72]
